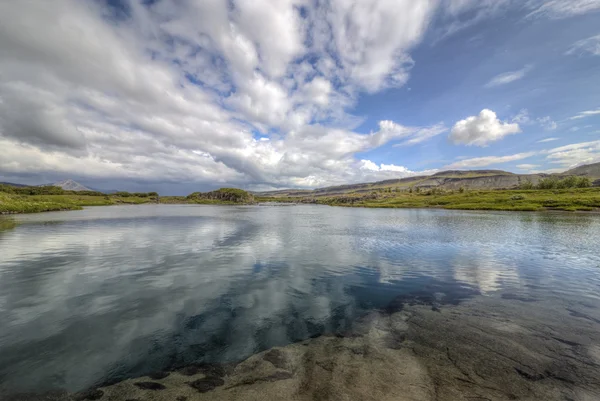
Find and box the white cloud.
[569,108,600,120]
[0,0,595,191]
[0,0,453,190]
[537,116,558,130]
[544,140,600,168]
[445,152,535,169]
[516,164,540,170]
[526,0,600,19]
[566,34,600,56]
[484,65,532,88]
[449,109,521,146]
[538,137,559,143]
[512,109,531,124]
[512,109,557,130]
[359,160,438,180]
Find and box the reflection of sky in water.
[1,205,599,393]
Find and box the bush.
[519,180,534,190]
[575,177,591,188]
[510,194,525,201]
[536,176,591,190]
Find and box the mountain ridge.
[255,164,600,197]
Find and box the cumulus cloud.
[485,65,532,88]
[0,0,461,191]
[449,109,521,146]
[0,1,595,192]
[566,34,600,56]
[445,152,535,169]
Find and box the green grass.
[159,196,247,205]
[0,192,156,214]
[260,187,600,212]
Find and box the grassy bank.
[0,186,254,214]
[323,188,600,211]
[0,192,156,214]
[258,187,600,212]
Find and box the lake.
[1,205,600,398]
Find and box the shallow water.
[1,205,599,394]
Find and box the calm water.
[1,205,600,394]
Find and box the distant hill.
[565,162,600,178]
[88,186,119,194]
[256,163,600,198]
[0,182,29,188]
[40,179,93,191]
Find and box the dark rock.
[6,390,70,401]
[197,364,226,378]
[514,367,545,381]
[263,349,287,369]
[262,371,293,382]
[179,363,226,377]
[189,377,225,393]
[147,371,170,380]
[133,382,166,390]
[178,365,200,376]
[74,389,104,401]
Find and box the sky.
[0,0,599,194]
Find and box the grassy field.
[0,192,156,214]
[4,186,600,214]
[0,187,254,214]
[258,187,600,212]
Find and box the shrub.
[519,180,534,190]
[510,194,525,201]
[575,177,591,188]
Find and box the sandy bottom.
[7,295,600,401]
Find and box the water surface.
[1,205,599,394]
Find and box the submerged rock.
[14,294,600,401]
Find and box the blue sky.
[0,0,599,194]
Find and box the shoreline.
[2,201,600,216]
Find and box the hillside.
[565,162,600,180]
[256,170,541,198]
[256,164,600,198]
[0,182,28,188]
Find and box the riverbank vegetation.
[3,182,599,214]
[0,185,254,214]
[257,187,600,212]
[0,186,159,214]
